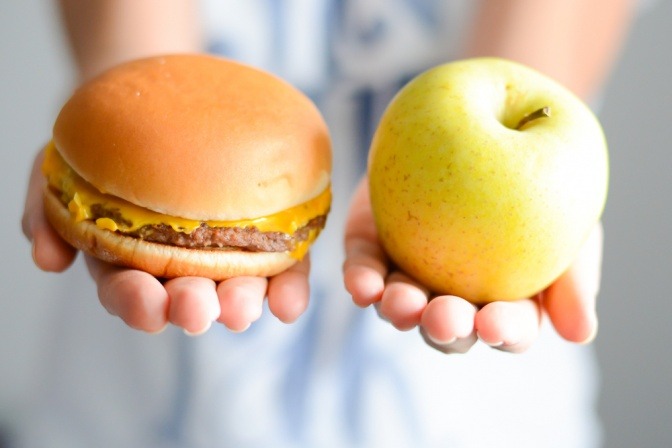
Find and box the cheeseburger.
[42,54,332,279]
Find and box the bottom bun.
[43,188,298,280]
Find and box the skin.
[24,0,632,352]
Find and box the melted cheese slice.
[42,142,330,259]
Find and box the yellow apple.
[368,57,608,303]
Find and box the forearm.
[57,0,203,81]
[463,0,635,100]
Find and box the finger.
[267,256,311,323]
[475,298,542,353]
[544,224,603,344]
[420,295,478,354]
[343,178,389,307]
[216,276,268,332]
[23,149,76,271]
[343,237,387,307]
[164,277,221,335]
[420,327,479,355]
[378,272,429,331]
[30,218,78,272]
[86,256,169,333]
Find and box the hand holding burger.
[24,54,331,334]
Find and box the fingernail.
[426,333,458,346]
[579,318,599,345]
[148,323,169,335]
[228,322,251,334]
[183,321,212,337]
[22,215,33,241]
[31,240,39,265]
[477,332,504,348]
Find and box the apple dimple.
[515,107,551,131]
[497,80,552,132]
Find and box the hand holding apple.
[367,57,608,303]
[343,178,602,353]
[343,59,607,353]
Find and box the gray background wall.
[597,1,672,445]
[1,1,670,447]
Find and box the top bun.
[53,54,331,221]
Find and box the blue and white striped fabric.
[13,1,602,447]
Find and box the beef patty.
[89,203,327,252]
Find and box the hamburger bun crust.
[53,54,331,221]
[44,187,298,279]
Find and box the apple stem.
[516,106,551,130]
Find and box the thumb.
[23,147,77,272]
[22,150,47,241]
[543,224,603,344]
